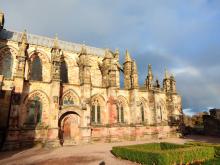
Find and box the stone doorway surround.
[58,109,82,145]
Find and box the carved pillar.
[78,45,92,142]
[131,60,139,89]
[123,50,132,89]
[50,36,62,140]
[13,30,28,94]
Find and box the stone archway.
[58,111,81,144]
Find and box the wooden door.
[63,117,71,139]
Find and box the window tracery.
[117,100,124,123]
[91,99,101,123]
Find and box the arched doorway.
[58,111,81,144]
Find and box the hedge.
[112,143,215,165]
[185,141,220,157]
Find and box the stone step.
[62,139,77,146]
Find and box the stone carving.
[51,35,62,81]
[15,30,29,78]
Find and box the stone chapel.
[0,12,183,149]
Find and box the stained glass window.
[61,60,68,83]
[30,55,42,81]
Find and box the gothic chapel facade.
[0,12,182,149]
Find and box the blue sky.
[1,0,220,116]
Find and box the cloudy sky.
[1,0,220,115]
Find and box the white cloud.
[171,66,200,77]
[183,108,195,116]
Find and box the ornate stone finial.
[170,73,175,80]
[53,34,59,49]
[115,48,119,60]
[145,64,154,90]
[104,48,114,59]
[165,68,169,79]
[125,50,132,62]
[17,29,28,57]
[20,29,28,44]
[115,48,119,54]
[80,44,87,55]
[0,11,4,29]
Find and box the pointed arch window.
[91,99,101,124]
[30,55,42,81]
[60,60,68,83]
[0,52,13,78]
[117,102,124,123]
[140,103,145,122]
[25,96,42,125]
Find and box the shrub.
[185,141,220,157]
[202,157,220,165]
[160,142,188,150]
[112,143,215,165]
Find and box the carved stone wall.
[0,28,182,149]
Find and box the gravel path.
[0,135,219,165]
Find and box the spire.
[145,64,154,90]
[148,64,153,77]
[165,68,169,79]
[53,34,59,49]
[125,50,132,62]
[132,60,138,74]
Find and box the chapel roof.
[0,29,105,56]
